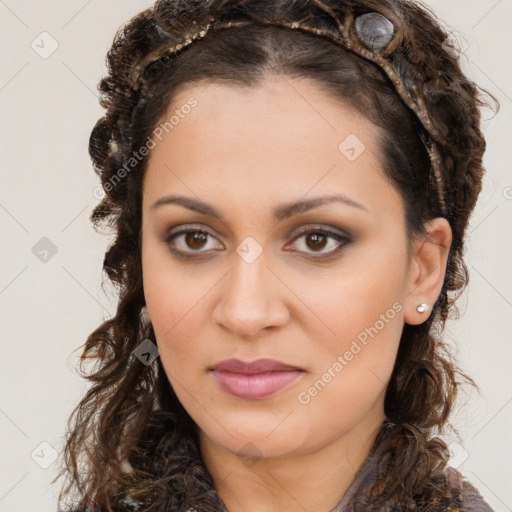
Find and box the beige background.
[0,1,510,510]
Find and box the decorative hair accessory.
[353,12,395,52]
[130,1,449,216]
[416,303,429,314]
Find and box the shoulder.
[445,468,493,512]
[425,466,495,512]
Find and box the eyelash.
[163,224,352,260]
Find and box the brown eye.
[184,231,208,250]
[287,227,351,257]
[164,225,351,260]
[164,227,223,256]
[305,232,328,251]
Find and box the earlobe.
[404,218,452,325]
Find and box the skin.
[141,75,452,512]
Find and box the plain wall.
[0,1,510,510]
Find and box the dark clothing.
[63,420,495,511]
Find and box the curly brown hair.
[54,0,497,510]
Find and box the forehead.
[142,76,400,219]
[164,76,376,148]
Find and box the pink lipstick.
[209,358,305,399]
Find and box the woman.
[55,0,496,510]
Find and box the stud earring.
[416,303,429,313]
[140,305,151,324]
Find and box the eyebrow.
[150,193,367,221]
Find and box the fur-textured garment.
[329,429,494,511]
[115,421,494,512]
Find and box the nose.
[212,251,290,338]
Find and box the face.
[141,76,413,460]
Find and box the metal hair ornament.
[130,3,448,216]
[354,12,395,52]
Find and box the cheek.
[294,266,405,435]
[141,242,221,379]
[142,237,201,359]
[290,241,408,415]
[143,270,207,352]
[293,241,408,353]
[142,232,207,327]
[142,271,211,406]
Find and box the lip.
[210,358,304,373]
[209,358,305,399]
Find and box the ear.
[404,217,452,325]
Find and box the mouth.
[208,358,305,400]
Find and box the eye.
[285,226,351,257]
[164,226,224,257]
[164,224,351,259]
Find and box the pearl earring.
[140,305,151,324]
[416,303,428,313]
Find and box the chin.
[198,409,313,459]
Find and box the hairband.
[128,3,448,216]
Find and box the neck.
[198,413,385,512]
